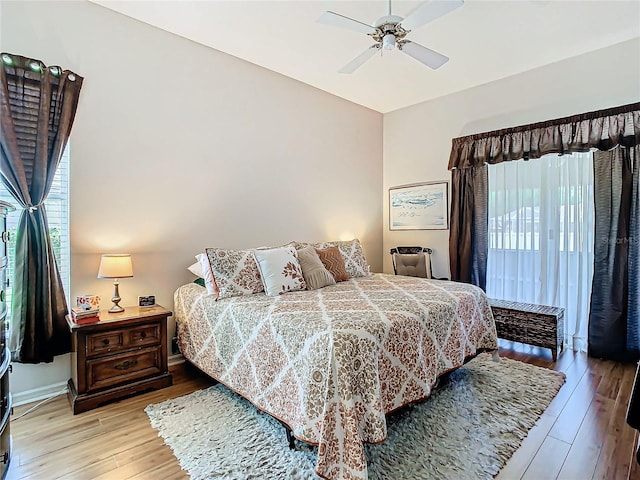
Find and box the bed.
[174,272,497,480]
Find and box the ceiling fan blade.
[338,45,380,74]
[317,11,376,35]
[399,41,449,69]
[401,0,464,31]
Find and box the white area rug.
[145,354,565,480]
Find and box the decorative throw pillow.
[205,248,264,300]
[314,239,371,278]
[297,245,336,290]
[196,253,219,297]
[315,246,349,282]
[253,246,306,296]
[187,262,204,278]
[187,262,207,288]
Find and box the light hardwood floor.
[6,341,639,480]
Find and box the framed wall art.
[389,181,449,230]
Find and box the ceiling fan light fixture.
[318,0,463,73]
[382,33,396,50]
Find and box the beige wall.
[3,0,639,397]
[1,1,383,395]
[383,38,640,279]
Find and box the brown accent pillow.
[315,246,349,282]
[313,239,371,278]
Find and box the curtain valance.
[448,102,640,170]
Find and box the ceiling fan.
[317,0,463,73]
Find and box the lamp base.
[108,278,124,314]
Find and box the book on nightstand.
[71,306,100,324]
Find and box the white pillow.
[196,253,218,297]
[253,246,306,296]
[188,262,204,278]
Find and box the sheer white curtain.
[487,152,594,351]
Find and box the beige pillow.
[315,246,349,282]
[297,245,336,290]
[295,238,371,278]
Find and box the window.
[0,146,70,315]
[487,152,594,351]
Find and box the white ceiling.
[91,0,640,113]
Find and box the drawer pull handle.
[0,290,4,302]
[1,231,9,243]
[140,332,147,339]
[2,451,7,464]
[114,360,138,371]
[103,339,110,346]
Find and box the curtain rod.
[1,52,76,80]
[453,101,640,143]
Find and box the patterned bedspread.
[174,273,497,480]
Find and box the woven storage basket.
[489,299,565,360]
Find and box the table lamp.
[98,254,134,313]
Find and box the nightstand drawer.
[86,322,161,357]
[87,331,125,356]
[86,346,161,392]
[67,305,172,413]
[128,323,160,348]
[0,353,9,423]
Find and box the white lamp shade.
[98,254,134,278]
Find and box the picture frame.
[138,295,156,308]
[389,181,449,230]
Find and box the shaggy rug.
[145,354,565,480]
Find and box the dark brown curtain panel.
[448,103,640,292]
[449,165,488,290]
[0,53,83,363]
[589,146,640,362]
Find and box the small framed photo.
[138,295,156,308]
[76,295,100,311]
[389,181,449,230]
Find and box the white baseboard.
[12,381,68,407]
[168,353,185,366]
[12,355,185,406]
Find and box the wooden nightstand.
[66,305,173,414]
